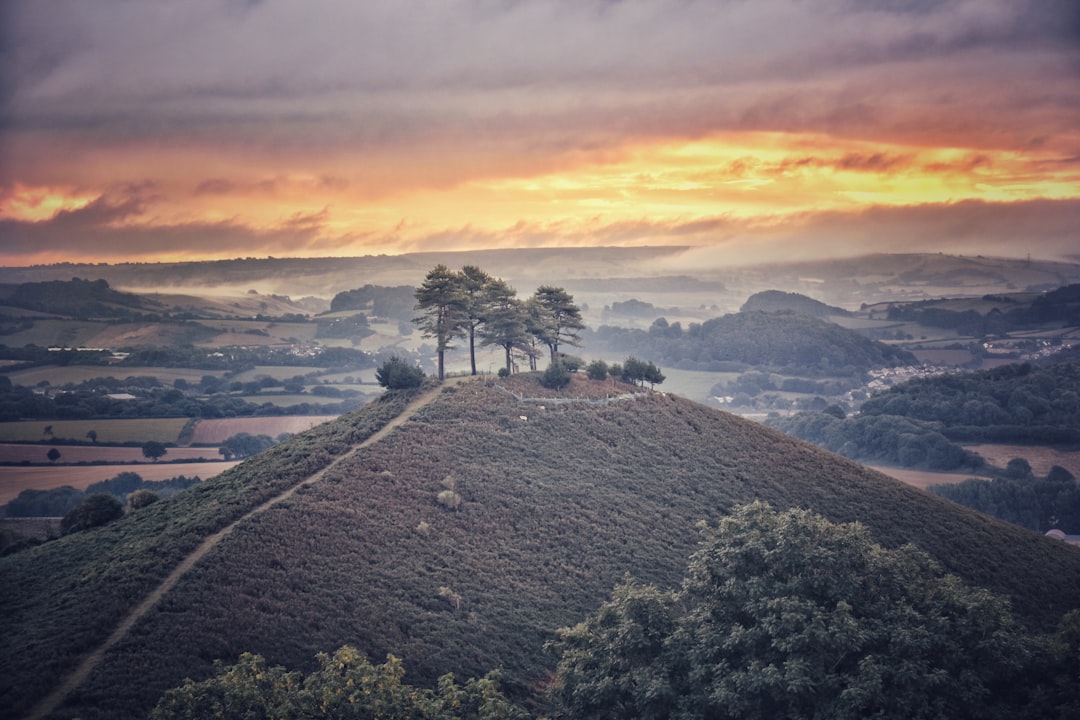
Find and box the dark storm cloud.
[3,0,1076,150]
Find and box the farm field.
[0,418,189,444]
[4,365,225,387]
[188,415,335,444]
[0,444,221,465]
[0,461,238,504]
[867,464,991,490]
[967,444,1080,479]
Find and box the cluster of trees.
[859,360,1080,443]
[932,462,1080,534]
[3,471,202,519]
[587,311,915,376]
[885,284,1080,334]
[414,265,584,379]
[548,503,1074,720]
[766,410,982,471]
[4,278,154,319]
[329,284,417,325]
[151,647,527,720]
[585,357,665,387]
[0,372,366,423]
[217,432,277,460]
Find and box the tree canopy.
[549,502,1035,720]
[151,646,527,720]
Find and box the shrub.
[375,356,425,390]
[61,493,123,534]
[540,362,571,389]
[585,360,609,381]
[436,490,462,510]
[126,489,160,511]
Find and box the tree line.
[413,265,585,380]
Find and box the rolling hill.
[3,374,1080,719]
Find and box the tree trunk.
[504,346,512,373]
[469,326,477,375]
[437,350,445,381]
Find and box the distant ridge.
[3,374,1079,719]
[740,289,851,318]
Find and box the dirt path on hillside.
[25,381,456,720]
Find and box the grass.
[4,375,1079,720]
[0,418,189,444]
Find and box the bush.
[126,489,160,511]
[540,362,572,389]
[61,493,123,534]
[585,360,609,381]
[375,356,425,390]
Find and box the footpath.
[25,380,455,720]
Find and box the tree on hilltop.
[458,265,495,376]
[480,278,532,374]
[531,285,585,365]
[414,265,467,381]
[375,356,425,390]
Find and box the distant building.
[1045,529,1080,546]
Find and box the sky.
[1,0,1078,267]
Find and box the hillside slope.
[4,375,1080,719]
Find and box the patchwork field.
[0,418,189,444]
[0,461,238,504]
[4,365,224,387]
[0,444,221,465]
[188,415,334,444]
[967,444,1080,479]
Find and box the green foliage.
[414,264,468,380]
[585,360,609,381]
[61,493,124,534]
[931,465,1080,533]
[767,411,981,471]
[587,311,915,375]
[218,432,276,460]
[6,278,153,320]
[620,357,665,387]
[126,489,160,511]
[550,503,1036,720]
[141,440,168,461]
[46,446,61,462]
[152,646,527,720]
[740,290,851,318]
[858,361,1080,444]
[531,286,585,363]
[540,362,572,389]
[376,355,426,390]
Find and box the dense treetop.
[587,311,915,375]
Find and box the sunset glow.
[2,1,1078,265]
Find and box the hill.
[587,311,916,375]
[3,375,1080,719]
[739,290,851,318]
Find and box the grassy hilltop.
[3,374,1080,719]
